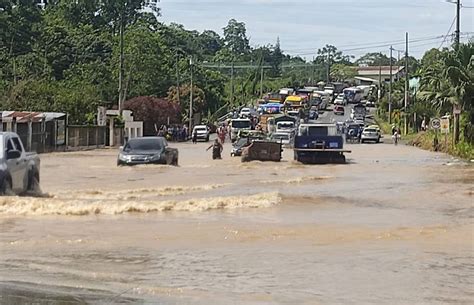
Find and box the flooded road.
[0,141,473,304]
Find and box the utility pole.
[176,53,180,105]
[326,53,330,84]
[455,0,461,50]
[378,65,382,106]
[118,13,125,112]
[454,0,461,144]
[260,64,264,97]
[189,57,194,134]
[404,32,409,135]
[389,46,393,124]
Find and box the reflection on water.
[0,143,472,304]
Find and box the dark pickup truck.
[117,137,179,166]
[0,132,41,195]
[294,123,351,164]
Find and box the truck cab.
[294,123,350,164]
[0,132,40,195]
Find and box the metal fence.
[1,121,117,153]
[67,126,107,150]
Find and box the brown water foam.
[0,192,281,216]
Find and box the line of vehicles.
[225,84,360,163]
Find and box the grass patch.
[407,131,474,160]
[376,114,474,160]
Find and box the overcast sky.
[158,0,473,60]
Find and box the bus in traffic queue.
[343,87,363,104]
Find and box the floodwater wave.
[0,192,281,216]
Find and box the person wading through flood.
[192,129,198,144]
[207,139,223,160]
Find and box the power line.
[439,16,457,49]
[282,34,449,53]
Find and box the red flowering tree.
[124,96,181,136]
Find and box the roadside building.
[1,111,66,153]
[355,66,405,85]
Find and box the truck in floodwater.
[293,123,351,164]
[0,132,40,195]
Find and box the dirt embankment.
[407,132,474,160]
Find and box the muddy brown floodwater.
[0,140,473,305]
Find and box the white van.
[192,125,210,142]
[230,119,251,142]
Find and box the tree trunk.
[454,113,460,144]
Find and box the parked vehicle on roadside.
[0,132,40,195]
[192,125,210,142]
[117,137,178,166]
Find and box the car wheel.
[0,177,13,196]
[27,171,41,193]
[206,136,210,142]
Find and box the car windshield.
[232,121,250,129]
[278,122,294,129]
[364,129,377,133]
[272,133,289,140]
[124,138,164,151]
[195,127,207,132]
[235,138,250,146]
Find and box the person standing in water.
[192,130,198,144]
[207,139,223,160]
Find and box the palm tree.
[418,42,473,143]
[444,42,474,142]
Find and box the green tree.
[223,19,250,56]
[330,64,356,81]
[356,52,394,66]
